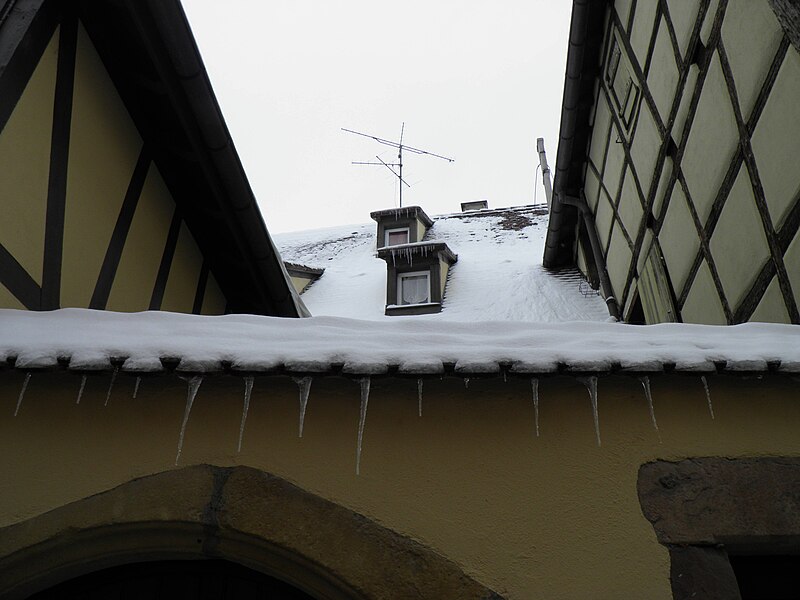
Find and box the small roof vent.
[461,200,489,212]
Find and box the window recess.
[385,227,410,246]
[605,34,639,131]
[397,271,431,305]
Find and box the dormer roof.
[369,206,433,228]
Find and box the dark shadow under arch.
[29,559,315,599]
[0,465,503,600]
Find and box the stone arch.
[0,465,502,600]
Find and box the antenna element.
[343,123,453,207]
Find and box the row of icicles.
[12,372,717,474]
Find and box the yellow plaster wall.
[61,24,141,308]
[439,259,449,298]
[289,275,313,295]
[0,28,59,291]
[105,166,172,312]
[160,222,203,314]
[0,285,25,310]
[1,373,799,599]
[415,218,427,243]
[201,273,227,315]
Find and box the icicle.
[133,376,141,399]
[76,375,87,405]
[14,372,31,416]
[104,366,119,406]
[175,376,202,465]
[237,376,254,453]
[701,375,715,419]
[294,376,313,437]
[532,378,540,437]
[580,376,601,447]
[464,377,470,389]
[417,378,423,417]
[356,377,370,475]
[639,376,659,431]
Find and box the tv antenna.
[342,123,454,207]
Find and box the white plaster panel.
[749,275,790,323]
[700,0,722,45]
[602,125,626,201]
[614,0,635,31]
[681,52,739,224]
[595,189,615,251]
[750,48,800,229]
[630,104,661,196]
[606,224,633,300]
[652,157,674,219]
[659,183,699,293]
[673,64,699,143]
[618,167,644,241]
[722,0,784,121]
[629,0,658,69]
[784,228,800,310]
[585,166,601,213]
[647,20,680,123]
[588,96,612,172]
[709,165,771,310]
[666,0,702,59]
[681,259,727,324]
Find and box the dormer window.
[398,271,430,305]
[385,227,410,246]
[371,206,455,315]
[377,241,457,315]
[370,206,433,249]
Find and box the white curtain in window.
[401,275,428,304]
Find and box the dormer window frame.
[376,241,457,316]
[385,227,411,247]
[397,270,432,306]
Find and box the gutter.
[543,0,591,270]
[543,0,620,321]
[561,194,620,321]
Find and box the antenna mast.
[343,123,454,208]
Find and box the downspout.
[536,138,553,209]
[560,192,621,321]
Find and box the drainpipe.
[536,138,553,209]
[560,193,621,321]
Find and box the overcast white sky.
[182,1,572,233]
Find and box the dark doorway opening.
[27,559,316,599]
[729,554,800,600]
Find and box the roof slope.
[274,205,609,322]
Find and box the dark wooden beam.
[41,7,76,310]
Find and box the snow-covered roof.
[2,309,799,376]
[273,205,610,321]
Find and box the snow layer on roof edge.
[0,309,798,376]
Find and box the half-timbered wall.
[0,19,227,315]
[582,0,800,324]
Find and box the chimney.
[460,200,489,212]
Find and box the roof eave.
[543,0,608,269]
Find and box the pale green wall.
[586,0,800,324]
